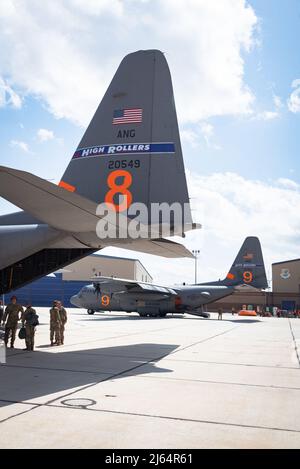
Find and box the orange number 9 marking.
[105,170,132,212]
[101,295,110,306]
[243,271,253,283]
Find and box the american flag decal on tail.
[243,253,253,261]
[113,108,143,125]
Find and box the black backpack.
[18,326,26,339]
[26,311,39,326]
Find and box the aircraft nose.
[70,294,80,307]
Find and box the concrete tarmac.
[0,308,300,448]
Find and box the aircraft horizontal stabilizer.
[0,166,194,258]
[0,165,102,232]
[113,238,194,258]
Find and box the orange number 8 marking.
[101,295,110,306]
[243,271,253,283]
[105,170,132,212]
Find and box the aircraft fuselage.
[71,283,233,316]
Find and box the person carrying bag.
[21,303,39,351]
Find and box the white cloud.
[10,140,30,152]
[187,171,300,246]
[287,79,300,113]
[257,110,279,121]
[180,128,200,148]
[37,128,55,142]
[199,122,221,149]
[102,171,300,285]
[0,76,21,108]
[256,94,283,121]
[187,172,300,282]
[181,122,221,149]
[200,122,214,145]
[0,0,258,126]
[71,0,124,17]
[277,178,299,190]
[273,94,283,109]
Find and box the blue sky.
[1,0,299,183]
[0,0,300,284]
[182,0,300,181]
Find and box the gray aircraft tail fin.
[59,49,194,232]
[221,236,268,289]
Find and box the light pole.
[192,249,200,284]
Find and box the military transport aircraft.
[70,237,268,318]
[0,50,199,295]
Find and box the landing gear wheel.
[139,313,147,317]
[159,312,167,318]
[87,309,95,315]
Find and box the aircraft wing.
[93,277,177,296]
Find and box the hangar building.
[272,259,300,293]
[269,258,300,311]
[3,254,152,308]
[62,254,152,283]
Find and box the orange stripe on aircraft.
[226,273,235,280]
[59,180,76,192]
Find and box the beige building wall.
[209,290,300,311]
[62,255,152,282]
[272,259,300,293]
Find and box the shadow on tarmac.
[228,319,261,323]
[78,314,184,322]
[203,318,261,324]
[75,313,261,324]
[0,343,179,408]
[175,316,261,324]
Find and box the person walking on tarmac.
[50,300,61,346]
[217,307,223,320]
[57,301,67,345]
[21,303,39,351]
[2,296,24,348]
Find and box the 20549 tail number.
[108,159,140,169]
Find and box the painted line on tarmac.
[162,357,299,370]
[125,373,300,391]
[288,319,300,367]
[1,396,300,436]
[0,402,41,424]
[43,400,300,435]
[167,325,239,356]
